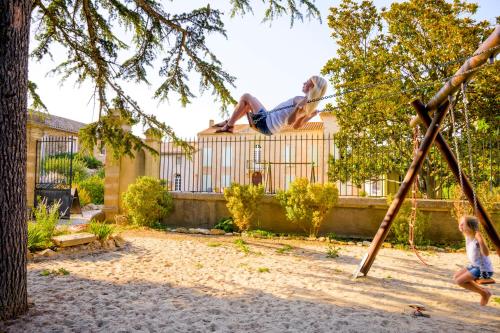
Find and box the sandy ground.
[1,230,499,333]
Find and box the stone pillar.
[103,110,132,220]
[144,128,162,179]
[103,111,148,220]
[26,124,44,208]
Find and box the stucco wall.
[163,193,500,243]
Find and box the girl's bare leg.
[226,93,265,126]
[454,270,491,306]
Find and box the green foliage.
[276,178,339,237]
[386,194,429,246]
[122,176,173,226]
[224,183,264,231]
[77,188,92,207]
[43,156,88,184]
[207,242,222,247]
[323,0,498,198]
[28,199,61,251]
[30,0,320,158]
[234,238,250,254]
[258,267,270,273]
[246,229,275,238]
[87,220,115,241]
[40,268,70,276]
[77,176,104,204]
[28,200,61,251]
[276,244,293,254]
[326,244,340,258]
[213,217,236,233]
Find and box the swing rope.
[409,125,429,266]
[461,82,479,214]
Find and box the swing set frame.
[355,25,500,277]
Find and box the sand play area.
[1,230,499,332]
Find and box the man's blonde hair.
[304,75,328,116]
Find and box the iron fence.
[159,134,498,199]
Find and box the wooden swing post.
[356,25,500,277]
[357,101,450,277]
[413,100,500,255]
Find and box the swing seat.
[475,278,495,285]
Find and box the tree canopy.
[29,0,321,157]
[322,0,498,198]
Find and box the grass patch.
[246,229,275,239]
[195,263,203,269]
[258,267,270,273]
[276,244,293,254]
[28,199,61,251]
[207,242,222,247]
[234,238,250,254]
[326,244,340,258]
[40,268,70,276]
[87,220,114,241]
[492,297,500,305]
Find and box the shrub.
[386,194,429,246]
[213,217,236,233]
[43,156,88,184]
[224,183,264,231]
[276,178,338,237]
[87,220,114,240]
[77,175,104,204]
[27,199,61,251]
[78,154,103,169]
[122,176,173,226]
[77,187,92,206]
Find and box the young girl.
[454,215,494,306]
[214,75,327,135]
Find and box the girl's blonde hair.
[304,75,328,116]
[462,215,479,232]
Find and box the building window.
[202,174,212,192]
[284,144,293,163]
[174,174,181,191]
[203,147,212,167]
[285,173,295,190]
[221,174,231,188]
[254,144,262,163]
[222,145,232,167]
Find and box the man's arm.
[293,110,318,129]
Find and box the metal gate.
[34,136,76,219]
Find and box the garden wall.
[163,193,500,243]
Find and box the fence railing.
[159,134,498,198]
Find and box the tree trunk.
[0,0,31,320]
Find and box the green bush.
[122,176,173,226]
[78,154,103,169]
[213,217,236,232]
[386,194,429,246]
[43,156,88,184]
[223,183,264,231]
[77,187,92,206]
[27,199,61,251]
[87,220,114,240]
[276,178,339,237]
[77,175,104,204]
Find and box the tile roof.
[198,122,323,135]
[29,112,86,134]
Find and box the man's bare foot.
[480,288,491,306]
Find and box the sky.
[28,0,499,138]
